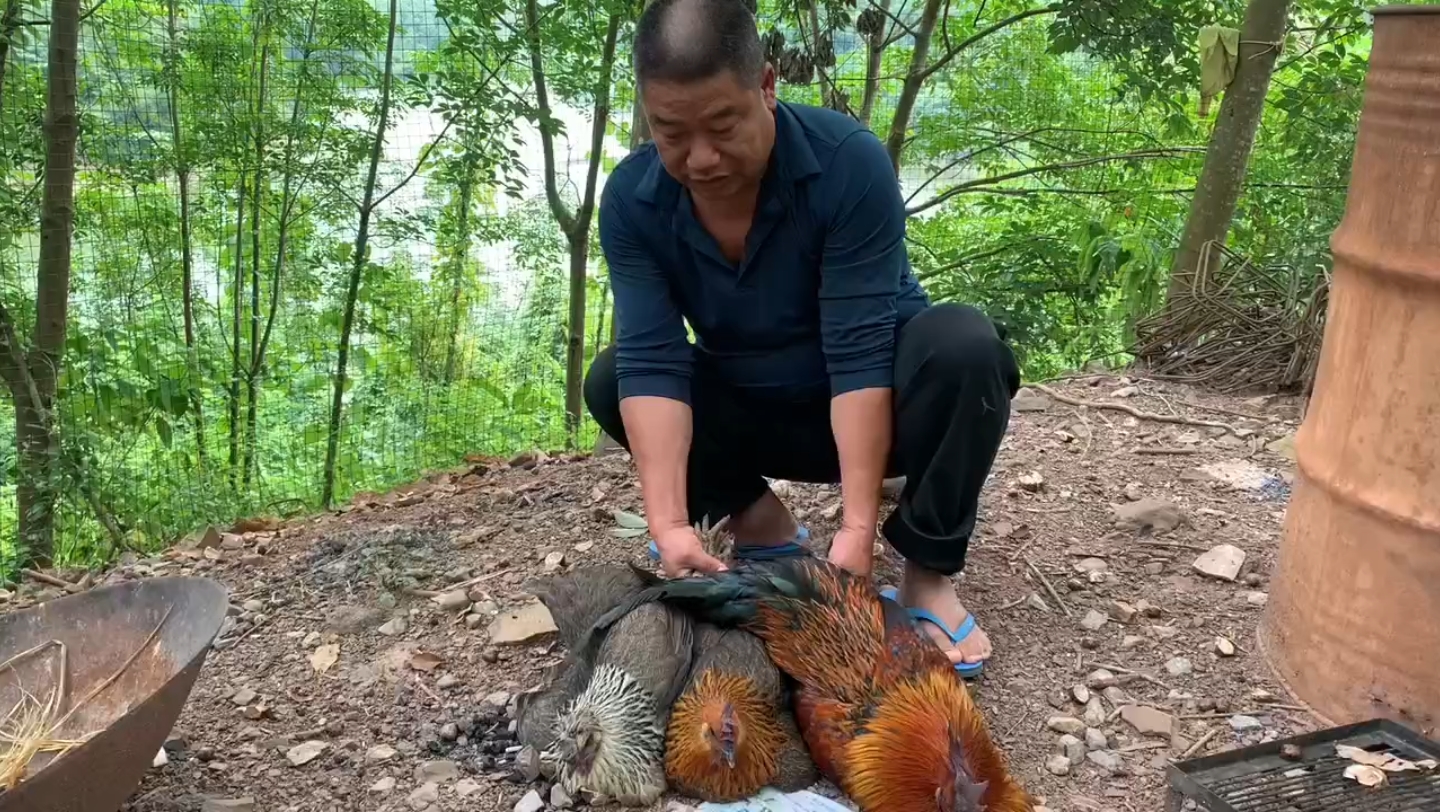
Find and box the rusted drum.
[1260,5,1440,734]
[0,576,229,811]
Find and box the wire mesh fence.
[0,0,1359,567]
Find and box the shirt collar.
[635,100,822,207]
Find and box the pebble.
[481,690,512,709]
[437,674,460,690]
[1086,669,1117,689]
[1079,610,1109,631]
[1086,749,1125,775]
[1119,705,1174,737]
[414,759,460,784]
[366,744,397,763]
[435,590,472,611]
[1071,685,1091,705]
[230,688,258,706]
[286,740,329,767]
[378,617,408,636]
[1216,637,1237,657]
[1230,715,1264,732]
[455,778,484,798]
[514,789,545,812]
[369,777,396,793]
[1110,600,1137,623]
[1166,657,1194,676]
[1246,591,1269,606]
[1047,716,1086,735]
[511,745,541,783]
[1082,697,1106,727]
[407,783,439,810]
[242,599,264,613]
[1045,755,1072,776]
[551,782,575,809]
[1085,727,1109,751]
[1057,734,1086,763]
[1121,634,1144,649]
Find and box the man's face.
[642,65,778,203]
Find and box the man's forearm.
[830,387,892,530]
[620,395,693,534]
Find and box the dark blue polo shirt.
[599,100,930,405]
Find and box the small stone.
[1229,715,1264,732]
[464,613,484,629]
[514,789,545,812]
[366,744,397,763]
[1071,685,1091,705]
[1045,755,1072,776]
[1025,593,1051,612]
[440,722,460,741]
[1083,697,1106,726]
[378,616,408,636]
[153,748,169,768]
[1280,743,1303,761]
[1113,498,1186,534]
[481,690,512,709]
[302,631,322,648]
[435,590,472,611]
[488,602,558,645]
[551,782,575,809]
[1012,387,1051,412]
[1165,657,1194,676]
[1079,610,1109,631]
[1086,669,1117,689]
[1193,544,1247,581]
[1086,749,1125,775]
[1215,637,1237,657]
[1120,705,1175,737]
[455,778,484,798]
[1057,734,1085,763]
[543,551,566,572]
[1250,688,1277,702]
[202,799,257,812]
[408,782,440,810]
[437,674,460,690]
[1246,591,1269,606]
[1135,599,1163,618]
[510,745,541,783]
[415,759,461,784]
[1122,482,1144,501]
[1047,716,1086,735]
[1110,601,1137,623]
[230,688,257,706]
[369,777,396,793]
[286,740,329,767]
[1242,572,1264,587]
[1103,686,1130,705]
[1018,472,1045,492]
[1075,557,1108,575]
[1084,727,1109,751]
[1121,634,1144,650]
[242,598,264,612]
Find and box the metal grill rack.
[1166,718,1440,811]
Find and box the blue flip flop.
[648,526,811,561]
[879,586,986,679]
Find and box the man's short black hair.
[633,0,765,88]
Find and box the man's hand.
[654,525,729,578]
[827,522,876,577]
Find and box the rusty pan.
[0,576,229,812]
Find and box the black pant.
[583,303,1021,576]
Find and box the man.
[583,0,1020,676]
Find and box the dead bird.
[665,623,818,802]
[515,563,696,807]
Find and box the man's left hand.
[827,522,876,577]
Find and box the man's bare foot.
[726,488,801,547]
[898,563,992,666]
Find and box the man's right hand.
[653,524,728,578]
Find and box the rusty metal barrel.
[1259,5,1440,734]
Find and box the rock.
[1120,705,1175,737]
[230,688,258,706]
[1025,593,1051,612]
[1047,716,1086,735]
[1110,601,1137,623]
[1045,755,1072,776]
[481,690,513,709]
[1230,715,1264,732]
[514,789,545,812]
[1075,557,1108,575]
[551,782,575,809]
[1121,635,1144,649]
[202,799,256,812]
[1216,637,1237,657]
[415,759,461,784]
[1111,385,1139,398]
[1079,610,1109,631]
[242,598,264,612]
[378,616,408,636]
[1122,482,1144,502]
[1018,472,1045,492]
[1086,749,1124,775]
[543,551,566,573]
[1082,697,1106,727]
[1250,688,1277,702]
[1071,685,1091,705]
[152,748,169,768]
[1266,433,1296,460]
[455,778,484,798]
[325,605,386,635]
[488,602,558,645]
[1012,388,1051,412]
[437,674,460,690]
[1086,669,1117,689]
[1102,686,1130,705]
[1165,657,1194,677]
[435,590,472,611]
[408,783,440,810]
[1135,598,1163,618]
[1193,544,1247,581]
[1057,734,1086,763]
[511,745,541,783]
[369,777,396,793]
[1242,572,1264,587]
[1246,591,1269,606]
[1113,498,1186,534]
[1084,727,1109,751]
[464,613,484,629]
[366,744,397,763]
[440,722,460,741]
[286,740,329,767]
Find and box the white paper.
[698,788,851,812]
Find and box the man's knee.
[903,303,1020,394]
[583,346,623,435]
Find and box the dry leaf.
[1336,744,1438,773]
[408,651,445,672]
[309,643,340,675]
[1343,763,1386,787]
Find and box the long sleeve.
[600,177,693,404]
[816,130,907,398]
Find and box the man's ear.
[760,62,777,109]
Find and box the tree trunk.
[167,0,205,467]
[443,169,474,385]
[1164,0,1291,308]
[243,32,270,489]
[4,0,80,566]
[858,0,891,128]
[228,174,245,486]
[0,0,21,122]
[883,0,942,173]
[321,0,399,507]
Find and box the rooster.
[516,564,695,807]
[665,622,818,801]
[580,556,1035,812]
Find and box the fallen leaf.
[309,643,340,675]
[610,527,647,539]
[1344,763,1386,787]
[1336,744,1438,773]
[612,509,647,529]
[408,651,445,672]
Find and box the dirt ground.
[4,373,1321,812]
